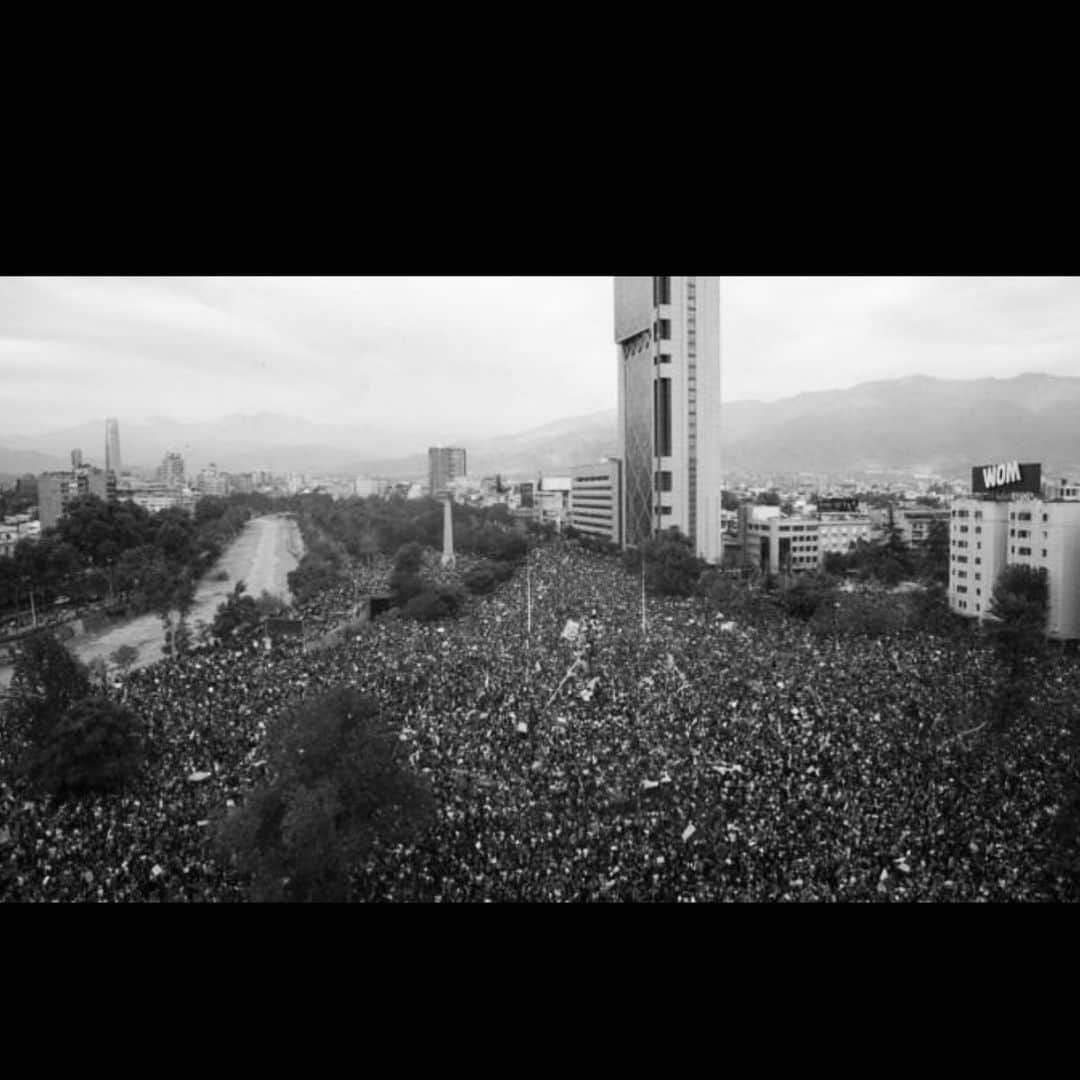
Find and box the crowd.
[2,536,1078,902]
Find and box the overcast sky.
[2,276,1078,438]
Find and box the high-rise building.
[105,418,122,478]
[197,463,229,498]
[615,276,723,562]
[428,447,467,498]
[158,452,186,490]
[37,465,110,530]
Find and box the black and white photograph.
[1,275,1078,903]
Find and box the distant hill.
[0,447,68,479]
[720,373,1080,477]
[7,374,1080,482]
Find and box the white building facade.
[817,512,872,557]
[615,276,723,563]
[949,487,1080,639]
[570,461,622,545]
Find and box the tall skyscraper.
[158,451,186,489]
[105,418,122,478]
[615,276,723,562]
[428,447,467,498]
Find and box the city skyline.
[4,276,1080,438]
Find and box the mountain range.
[3,373,1079,484]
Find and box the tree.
[823,551,849,577]
[110,644,139,674]
[987,565,1048,676]
[215,689,434,902]
[401,585,465,622]
[394,542,425,575]
[464,563,500,596]
[388,570,426,606]
[639,530,706,598]
[212,581,262,640]
[3,631,91,751]
[920,519,950,586]
[778,572,837,622]
[722,490,741,512]
[29,697,146,797]
[986,564,1049,733]
[86,657,109,691]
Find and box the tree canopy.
[215,688,434,902]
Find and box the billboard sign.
[818,498,860,514]
[971,461,1042,496]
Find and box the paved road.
[0,514,303,687]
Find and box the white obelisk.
[441,496,456,568]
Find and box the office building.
[745,512,821,576]
[536,476,572,528]
[948,499,1010,620]
[197,463,229,498]
[615,276,723,562]
[355,477,392,499]
[817,499,872,557]
[1005,496,1080,640]
[428,447,467,498]
[948,462,1080,639]
[570,461,622,545]
[895,506,950,551]
[105,418,122,478]
[158,452,186,489]
[38,463,110,530]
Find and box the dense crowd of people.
[2,536,1078,902]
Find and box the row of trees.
[0,494,260,627]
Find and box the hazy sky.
[2,276,1078,438]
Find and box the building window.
[655,471,673,493]
[654,378,672,458]
[1042,549,1048,558]
[658,352,671,365]
[654,277,672,306]
[1018,547,1031,556]
[655,319,671,340]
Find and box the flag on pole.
[641,558,647,635]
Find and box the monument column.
[441,496,456,568]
